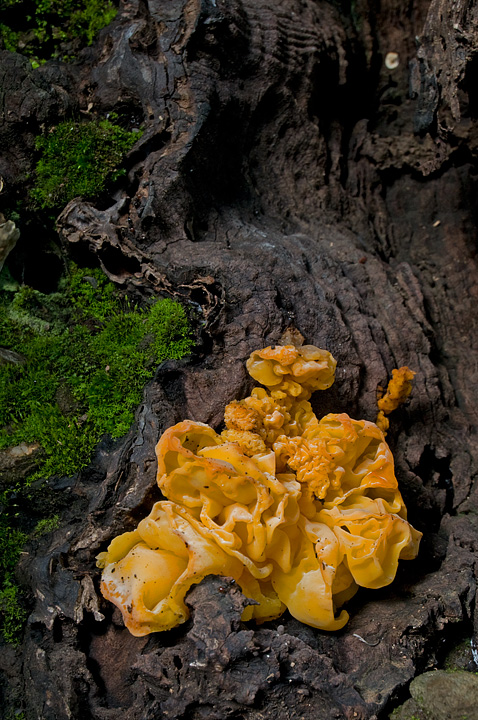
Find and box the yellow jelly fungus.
[376,366,416,434]
[97,343,421,636]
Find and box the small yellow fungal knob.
[376,366,416,434]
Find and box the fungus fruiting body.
[97,342,421,636]
[376,366,416,434]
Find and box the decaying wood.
[2,0,478,717]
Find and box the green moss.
[0,580,27,645]
[388,709,423,720]
[145,298,198,363]
[0,0,117,64]
[0,525,28,578]
[31,119,140,211]
[0,264,194,475]
[0,522,28,645]
[0,22,20,52]
[443,637,475,672]
[69,0,117,46]
[33,515,60,536]
[0,264,194,642]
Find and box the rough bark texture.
[2,0,478,718]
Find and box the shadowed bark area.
[2,0,478,718]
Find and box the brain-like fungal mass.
[97,342,421,636]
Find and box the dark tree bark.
[2,0,478,718]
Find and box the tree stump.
[2,0,478,718]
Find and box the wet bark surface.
[2,0,478,718]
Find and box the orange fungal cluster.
[97,343,421,636]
